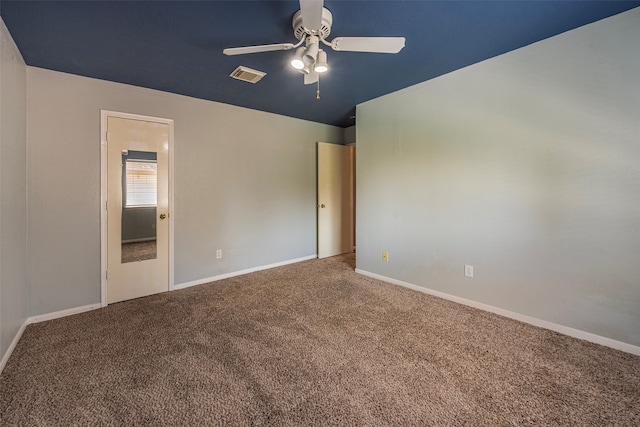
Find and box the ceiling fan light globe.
[291,46,306,70]
[314,49,328,73]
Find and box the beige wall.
[27,67,343,316]
[356,9,640,346]
[0,19,27,364]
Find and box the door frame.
[100,110,175,307]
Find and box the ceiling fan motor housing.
[292,7,333,40]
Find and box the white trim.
[2,255,318,373]
[25,303,102,325]
[168,115,176,293]
[100,110,175,306]
[356,269,640,356]
[174,255,317,290]
[0,321,28,375]
[0,303,102,374]
[2,253,313,372]
[100,112,108,307]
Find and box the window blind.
[125,160,157,207]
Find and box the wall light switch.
[216,249,222,259]
[465,265,474,278]
[382,251,389,262]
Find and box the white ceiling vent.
[230,66,266,84]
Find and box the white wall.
[0,19,27,363]
[27,68,342,316]
[356,9,640,346]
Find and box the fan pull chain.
[316,78,320,100]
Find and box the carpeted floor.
[1,254,639,426]
[121,240,157,263]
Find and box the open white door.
[317,142,354,259]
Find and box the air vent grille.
[230,66,266,84]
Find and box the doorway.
[100,111,174,305]
[317,142,355,259]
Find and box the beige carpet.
[1,254,639,425]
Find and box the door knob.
[159,213,167,220]
[320,204,325,208]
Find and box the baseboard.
[122,237,156,244]
[0,320,28,375]
[4,255,314,373]
[174,255,317,291]
[26,303,102,325]
[0,303,103,375]
[2,253,316,373]
[355,269,640,356]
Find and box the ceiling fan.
[223,0,405,87]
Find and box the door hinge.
[105,271,108,280]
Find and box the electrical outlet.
[216,249,222,259]
[382,251,389,262]
[465,265,474,278]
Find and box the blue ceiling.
[2,1,639,127]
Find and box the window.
[125,159,157,207]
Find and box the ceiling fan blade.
[223,43,295,56]
[299,0,324,31]
[304,70,319,85]
[331,37,406,54]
